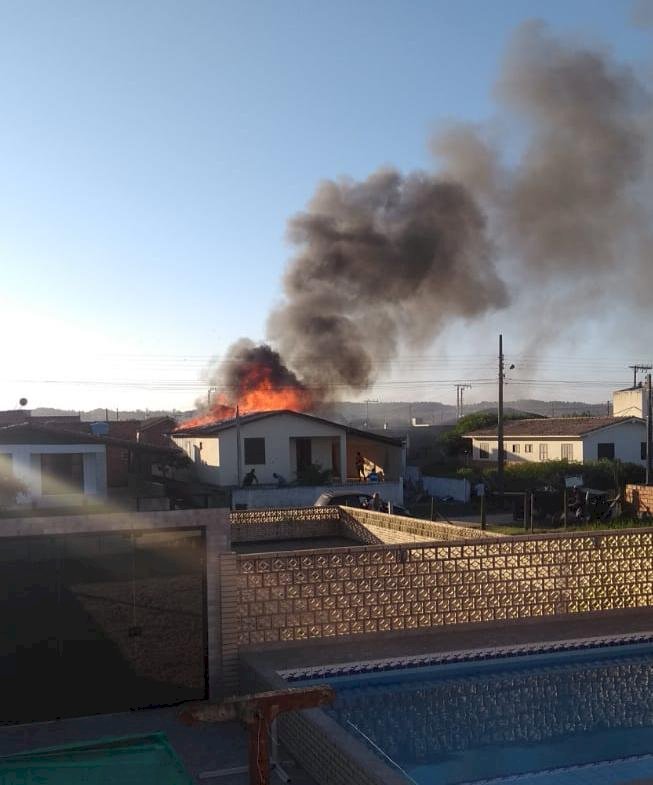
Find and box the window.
[41,453,84,495]
[561,443,574,461]
[244,437,266,465]
[479,443,490,459]
[512,444,520,453]
[539,444,549,461]
[597,443,615,460]
[642,442,648,460]
[524,444,533,453]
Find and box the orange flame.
[177,362,314,430]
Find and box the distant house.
[468,417,647,465]
[0,423,108,507]
[138,416,177,448]
[173,409,406,487]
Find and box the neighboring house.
[468,417,647,465]
[0,423,108,507]
[173,409,406,487]
[138,416,177,448]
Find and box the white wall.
[232,480,404,509]
[0,443,107,505]
[613,388,645,418]
[421,476,471,502]
[471,438,584,463]
[582,420,646,464]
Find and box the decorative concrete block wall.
[236,528,653,646]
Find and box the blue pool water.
[296,642,653,785]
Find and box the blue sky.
[0,0,650,411]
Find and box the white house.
[173,409,406,505]
[468,417,647,465]
[0,423,108,507]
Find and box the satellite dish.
[19,398,28,407]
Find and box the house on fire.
[172,409,406,505]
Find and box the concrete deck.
[241,607,653,672]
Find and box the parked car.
[314,490,410,515]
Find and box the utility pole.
[497,335,505,500]
[629,364,652,389]
[455,384,472,420]
[647,374,652,486]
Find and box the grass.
[487,518,652,536]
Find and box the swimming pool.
[290,638,653,785]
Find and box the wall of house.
[176,435,222,484]
[0,443,107,505]
[613,389,645,418]
[471,438,584,463]
[582,421,646,464]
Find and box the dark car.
[314,490,410,515]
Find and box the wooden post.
[530,492,535,532]
[523,492,529,531]
[480,493,486,530]
[248,714,270,785]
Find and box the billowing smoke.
[191,19,653,422]
[435,21,650,283]
[268,170,508,393]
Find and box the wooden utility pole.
[497,334,505,499]
[647,373,652,486]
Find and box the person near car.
[371,492,382,511]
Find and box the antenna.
[629,364,652,388]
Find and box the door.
[295,438,312,475]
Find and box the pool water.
[298,642,653,785]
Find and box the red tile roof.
[468,416,643,438]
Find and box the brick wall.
[236,527,653,646]
[625,484,653,515]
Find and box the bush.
[476,459,644,493]
[0,472,27,507]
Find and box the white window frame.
[524,444,533,453]
[561,443,574,461]
[479,443,490,460]
[539,443,549,461]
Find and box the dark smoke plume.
[201,19,653,414]
[268,170,507,393]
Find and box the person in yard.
[243,468,258,486]
[367,466,379,482]
[355,452,365,480]
[371,492,382,511]
[273,472,287,487]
